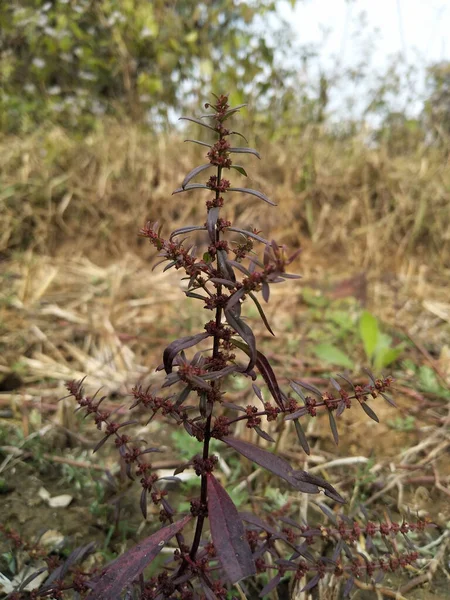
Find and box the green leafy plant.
[359,311,404,371]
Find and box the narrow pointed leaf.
[184,139,212,148]
[207,474,256,584]
[225,309,256,371]
[231,339,284,409]
[254,425,275,443]
[170,225,206,239]
[223,104,247,118]
[230,165,247,177]
[227,259,251,276]
[223,437,345,503]
[249,292,275,336]
[229,147,261,159]
[181,164,213,189]
[172,183,209,194]
[292,379,323,399]
[260,574,281,597]
[381,392,397,407]
[230,131,249,143]
[163,332,210,374]
[200,582,219,600]
[207,206,220,242]
[174,385,192,408]
[226,287,246,310]
[252,383,264,403]
[228,187,276,206]
[361,402,380,422]
[262,282,270,302]
[316,502,338,525]
[330,377,341,391]
[343,576,355,597]
[186,291,208,301]
[337,372,355,389]
[301,573,321,593]
[290,381,307,402]
[293,418,310,455]
[140,488,148,518]
[217,249,236,282]
[228,227,269,244]
[329,411,339,445]
[210,277,236,287]
[179,116,217,132]
[85,517,191,600]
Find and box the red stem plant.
[6,95,430,600]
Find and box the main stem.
[188,162,223,561]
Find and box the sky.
[286,0,449,68]
[280,0,450,119]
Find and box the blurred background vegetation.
[1,5,450,597]
[1,0,449,270]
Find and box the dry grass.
[1,121,449,271]
[1,119,450,599]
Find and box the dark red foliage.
[3,94,429,600]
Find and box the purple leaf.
[381,392,397,407]
[284,407,308,421]
[163,332,210,374]
[343,576,355,597]
[226,287,246,311]
[223,103,247,118]
[202,365,238,380]
[240,512,279,536]
[337,373,355,389]
[231,339,284,409]
[225,309,256,372]
[183,139,212,148]
[200,581,219,600]
[229,147,261,159]
[316,502,338,525]
[329,411,339,445]
[254,350,284,409]
[262,282,270,303]
[207,206,220,242]
[223,437,345,503]
[170,225,206,239]
[179,116,217,132]
[174,385,192,408]
[140,488,148,518]
[217,249,236,282]
[301,573,321,593]
[227,259,251,276]
[252,383,264,403]
[254,425,275,443]
[292,379,323,399]
[230,131,249,143]
[228,187,276,206]
[362,367,377,385]
[85,516,191,600]
[210,277,236,288]
[260,574,281,597]
[248,292,275,336]
[330,377,341,391]
[361,402,380,422]
[207,474,256,584]
[290,381,307,402]
[222,401,246,412]
[228,226,269,245]
[336,400,346,417]
[172,183,209,194]
[293,418,310,455]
